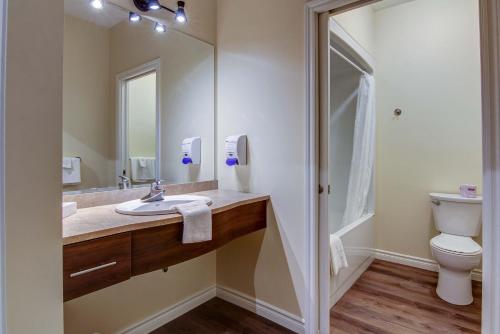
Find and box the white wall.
[215,0,306,317]
[373,0,482,259]
[5,0,64,333]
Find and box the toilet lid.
[431,234,482,255]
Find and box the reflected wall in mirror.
[63,0,215,192]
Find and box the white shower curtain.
[342,74,375,227]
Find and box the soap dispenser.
[225,135,247,166]
[181,137,201,165]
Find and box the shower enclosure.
[328,19,375,306]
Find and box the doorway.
[117,59,161,185]
[305,0,500,333]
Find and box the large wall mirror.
[63,0,215,192]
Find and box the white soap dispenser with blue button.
[182,137,201,165]
[225,135,247,166]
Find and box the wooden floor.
[150,297,295,334]
[331,260,482,334]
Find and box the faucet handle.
[151,179,166,191]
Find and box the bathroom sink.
[115,194,212,216]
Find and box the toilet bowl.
[430,233,481,305]
[429,193,482,306]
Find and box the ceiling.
[64,0,128,28]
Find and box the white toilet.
[429,193,482,305]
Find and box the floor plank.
[150,297,295,334]
[331,260,482,334]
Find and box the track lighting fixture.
[133,0,187,24]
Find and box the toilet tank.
[430,193,482,237]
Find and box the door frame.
[116,59,161,183]
[304,0,500,333]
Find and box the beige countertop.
[63,190,269,245]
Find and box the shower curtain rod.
[329,46,369,76]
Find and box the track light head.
[154,22,166,33]
[89,0,104,10]
[175,1,187,23]
[148,0,161,10]
[129,12,142,22]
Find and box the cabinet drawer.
[63,233,131,301]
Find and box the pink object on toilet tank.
[459,184,477,198]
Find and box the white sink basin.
[115,194,212,216]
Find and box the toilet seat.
[431,233,482,256]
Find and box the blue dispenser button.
[226,158,239,166]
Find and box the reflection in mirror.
[118,62,160,186]
[63,0,215,193]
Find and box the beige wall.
[5,0,64,333]
[109,19,215,184]
[63,15,115,190]
[64,252,216,334]
[215,0,306,317]
[373,0,482,259]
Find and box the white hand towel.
[174,201,212,244]
[62,157,81,185]
[130,157,155,182]
[330,235,348,276]
[62,157,73,169]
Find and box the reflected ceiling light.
[132,0,188,24]
[89,0,104,9]
[175,1,187,23]
[148,0,161,10]
[129,12,142,22]
[154,22,166,33]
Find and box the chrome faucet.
[118,175,131,189]
[141,180,165,202]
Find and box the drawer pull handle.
[70,261,117,278]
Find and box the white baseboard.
[216,285,305,334]
[120,286,216,334]
[330,256,374,308]
[373,249,483,282]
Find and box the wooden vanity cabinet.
[63,200,267,301]
[63,233,131,302]
[131,200,267,275]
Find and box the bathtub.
[330,213,374,307]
